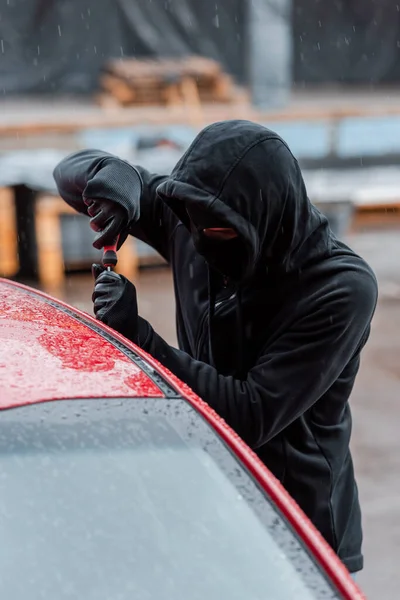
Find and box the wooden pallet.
[97,56,239,107]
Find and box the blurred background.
[1,1,400,597]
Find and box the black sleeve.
[137,272,377,448]
[53,149,178,261]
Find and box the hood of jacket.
[157,120,331,282]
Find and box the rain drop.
[58,25,62,36]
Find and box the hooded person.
[53,120,378,575]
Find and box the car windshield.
[0,398,340,600]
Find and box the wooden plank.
[212,73,235,101]
[0,187,18,277]
[179,77,204,127]
[105,56,222,83]
[35,195,69,291]
[351,209,400,231]
[100,74,137,104]
[351,186,400,228]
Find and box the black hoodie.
[53,120,378,573]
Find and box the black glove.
[84,198,129,250]
[82,160,143,249]
[92,264,140,342]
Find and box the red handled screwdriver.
[102,235,119,271]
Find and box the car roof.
[0,279,167,407]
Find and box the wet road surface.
[45,228,400,600]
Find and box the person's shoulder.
[328,248,378,314]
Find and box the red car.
[0,278,365,600]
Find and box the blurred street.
[42,226,400,600]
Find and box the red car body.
[0,278,365,600]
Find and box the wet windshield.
[0,398,339,600]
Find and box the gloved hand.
[92,264,140,343]
[84,198,129,250]
[82,159,143,249]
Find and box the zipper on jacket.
[194,308,209,359]
[195,292,236,360]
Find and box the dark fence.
[0,0,399,94]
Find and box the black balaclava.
[186,204,249,283]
